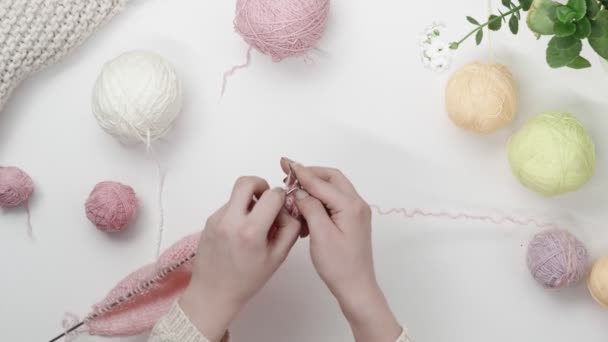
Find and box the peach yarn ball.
[588,257,608,307]
[445,62,518,133]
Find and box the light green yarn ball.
[508,112,596,196]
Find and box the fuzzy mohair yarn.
[445,62,518,134]
[508,112,595,197]
[588,257,608,307]
[86,181,138,233]
[0,166,33,208]
[92,51,182,145]
[234,0,330,62]
[527,229,588,289]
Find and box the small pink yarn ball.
[86,181,138,233]
[234,0,330,62]
[527,229,588,289]
[0,166,33,208]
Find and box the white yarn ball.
[92,51,183,145]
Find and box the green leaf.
[467,16,480,25]
[557,6,577,23]
[489,15,503,30]
[589,9,608,59]
[449,42,459,49]
[519,0,534,11]
[567,0,587,20]
[567,55,592,68]
[502,0,512,6]
[476,29,484,45]
[509,14,520,33]
[527,0,560,35]
[586,0,600,18]
[546,36,583,67]
[554,21,577,36]
[574,17,592,38]
[499,10,508,23]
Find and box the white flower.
[424,22,445,37]
[430,56,451,72]
[424,40,450,59]
[418,22,453,72]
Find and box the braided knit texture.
[0,0,128,112]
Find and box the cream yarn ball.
[92,51,182,145]
[445,62,518,134]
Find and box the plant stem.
[452,5,523,48]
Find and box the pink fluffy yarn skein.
[527,229,589,289]
[234,0,330,62]
[86,181,138,233]
[0,166,33,208]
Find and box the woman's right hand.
[280,158,402,342]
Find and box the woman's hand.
[281,158,402,342]
[180,176,301,341]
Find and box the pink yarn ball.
[527,229,588,289]
[234,0,330,62]
[86,181,138,233]
[0,166,33,208]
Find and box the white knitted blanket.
[0,0,128,112]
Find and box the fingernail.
[272,187,285,193]
[281,157,293,163]
[295,189,309,200]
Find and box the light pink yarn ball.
[234,0,330,62]
[0,166,33,208]
[86,181,138,233]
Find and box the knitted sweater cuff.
[149,302,229,342]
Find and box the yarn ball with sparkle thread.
[234,0,330,62]
[445,62,518,134]
[0,166,33,208]
[588,257,608,307]
[509,112,595,197]
[527,229,588,289]
[92,50,183,145]
[86,181,138,233]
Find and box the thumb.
[295,190,337,239]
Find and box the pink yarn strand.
[369,205,560,231]
[221,47,253,96]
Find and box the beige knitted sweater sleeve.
[149,302,410,342]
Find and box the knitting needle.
[48,321,84,342]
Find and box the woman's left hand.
[180,176,302,341]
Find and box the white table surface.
[2,0,608,341]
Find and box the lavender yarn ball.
[85,181,138,233]
[527,229,588,289]
[0,166,33,208]
[234,0,330,62]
